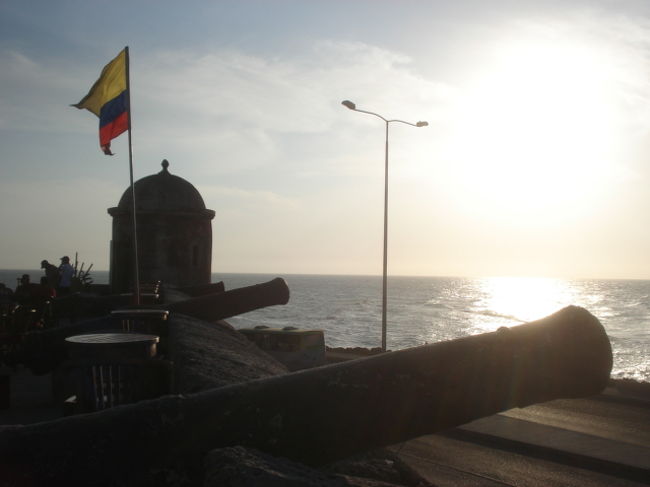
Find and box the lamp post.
[341,100,428,351]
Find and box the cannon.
[52,278,286,319]
[162,277,289,321]
[0,306,611,486]
[16,277,290,374]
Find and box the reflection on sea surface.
[471,277,573,332]
[0,270,646,381]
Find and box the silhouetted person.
[31,276,56,328]
[0,283,13,317]
[14,274,38,306]
[36,276,56,301]
[58,256,74,295]
[41,260,59,288]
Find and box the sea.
[2,270,648,383]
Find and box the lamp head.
[416,121,428,127]
[341,100,356,110]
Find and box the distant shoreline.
[2,268,650,282]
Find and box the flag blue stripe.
[99,91,128,128]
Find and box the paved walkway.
[394,391,650,486]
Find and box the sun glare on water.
[446,34,624,222]
[472,276,575,333]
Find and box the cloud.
[201,184,301,212]
[125,41,451,176]
[0,48,92,134]
[0,39,451,167]
[136,41,446,131]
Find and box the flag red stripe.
[99,111,128,148]
[99,111,128,155]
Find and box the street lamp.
[341,100,428,352]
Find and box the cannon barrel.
[17,278,290,374]
[0,306,612,485]
[176,281,225,297]
[162,277,289,321]
[52,278,287,318]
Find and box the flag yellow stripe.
[73,49,127,117]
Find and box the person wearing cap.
[40,259,60,289]
[58,256,74,296]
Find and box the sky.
[2,0,650,279]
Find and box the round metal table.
[65,333,159,361]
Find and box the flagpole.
[124,46,141,305]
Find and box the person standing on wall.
[40,260,60,289]
[58,256,74,296]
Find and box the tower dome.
[116,159,208,212]
[108,160,215,293]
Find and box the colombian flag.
[73,49,129,155]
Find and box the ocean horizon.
[2,269,648,383]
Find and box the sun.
[444,35,623,223]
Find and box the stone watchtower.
[107,160,215,293]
